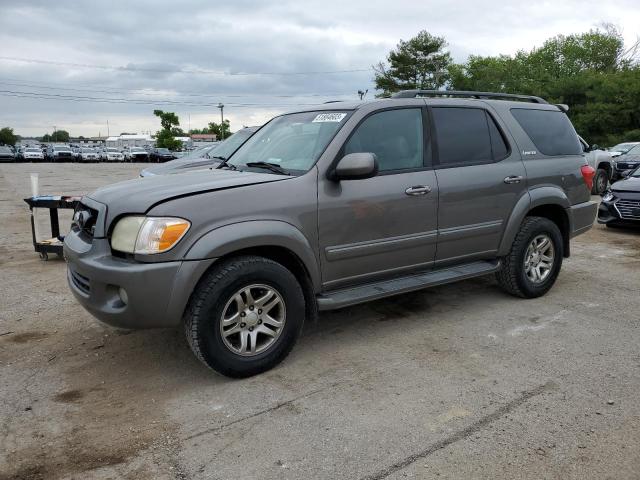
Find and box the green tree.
[0,127,18,146]
[189,120,231,139]
[373,30,452,96]
[41,130,70,142]
[153,110,183,149]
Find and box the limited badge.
[312,113,347,123]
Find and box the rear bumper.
[568,200,598,237]
[64,230,215,329]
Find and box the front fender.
[497,186,570,256]
[184,220,321,290]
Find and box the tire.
[496,216,563,298]
[184,255,305,378]
[591,168,608,195]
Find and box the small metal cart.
[24,196,81,260]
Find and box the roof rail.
[391,90,548,104]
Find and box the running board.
[316,260,501,311]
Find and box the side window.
[511,108,582,156]
[432,107,508,166]
[344,108,424,172]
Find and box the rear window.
[511,108,581,156]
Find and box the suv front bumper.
[64,229,215,329]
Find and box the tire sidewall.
[516,219,563,296]
[593,169,608,195]
[197,261,305,376]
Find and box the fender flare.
[497,187,570,256]
[184,220,321,290]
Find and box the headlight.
[111,216,190,254]
[602,191,615,202]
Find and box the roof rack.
[391,90,548,104]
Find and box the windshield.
[228,111,350,174]
[107,148,119,152]
[26,148,40,152]
[81,148,96,153]
[157,148,170,153]
[53,146,71,151]
[625,144,640,155]
[131,147,145,152]
[0,147,11,152]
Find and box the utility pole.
[217,103,225,140]
[107,119,110,137]
[53,125,56,142]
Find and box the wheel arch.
[499,187,571,258]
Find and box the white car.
[103,147,124,162]
[608,142,640,158]
[22,147,44,161]
[79,147,100,162]
[123,146,149,161]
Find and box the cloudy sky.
[1,0,639,137]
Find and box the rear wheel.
[592,168,608,195]
[184,256,305,378]
[496,216,563,298]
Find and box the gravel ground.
[1,163,639,480]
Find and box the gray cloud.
[0,0,638,136]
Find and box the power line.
[0,56,372,76]
[0,78,356,99]
[0,89,326,108]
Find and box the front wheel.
[184,256,305,378]
[592,168,608,195]
[496,216,563,298]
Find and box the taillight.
[580,165,596,191]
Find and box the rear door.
[431,104,528,266]
[318,106,439,289]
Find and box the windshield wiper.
[244,161,290,175]
[215,156,237,170]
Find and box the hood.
[617,154,640,163]
[87,168,290,225]
[612,176,640,193]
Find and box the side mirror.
[591,144,600,151]
[334,152,378,180]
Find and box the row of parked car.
[0,143,188,162]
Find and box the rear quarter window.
[511,108,581,156]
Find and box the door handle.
[504,175,523,184]
[405,185,432,196]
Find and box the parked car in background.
[148,148,177,162]
[65,90,597,377]
[613,144,640,180]
[79,147,100,162]
[608,142,640,158]
[124,146,150,162]
[102,147,125,162]
[0,146,15,162]
[598,166,640,227]
[140,127,259,176]
[578,136,615,195]
[22,147,45,161]
[71,145,81,160]
[47,145,74,161]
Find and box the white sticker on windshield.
[312,113,347,123]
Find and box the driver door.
[317,107,439,290]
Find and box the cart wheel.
[39,252,49,261]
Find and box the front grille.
[72,203,99,238]
[58,152,72,157]
[617,163,638,170]
[615,199,640,220]
[70,268,90,295]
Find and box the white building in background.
[105,134,154,148]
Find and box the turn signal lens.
[135,218,191,254]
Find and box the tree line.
[374,25,640,146]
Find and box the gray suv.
[64,90,598,377]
